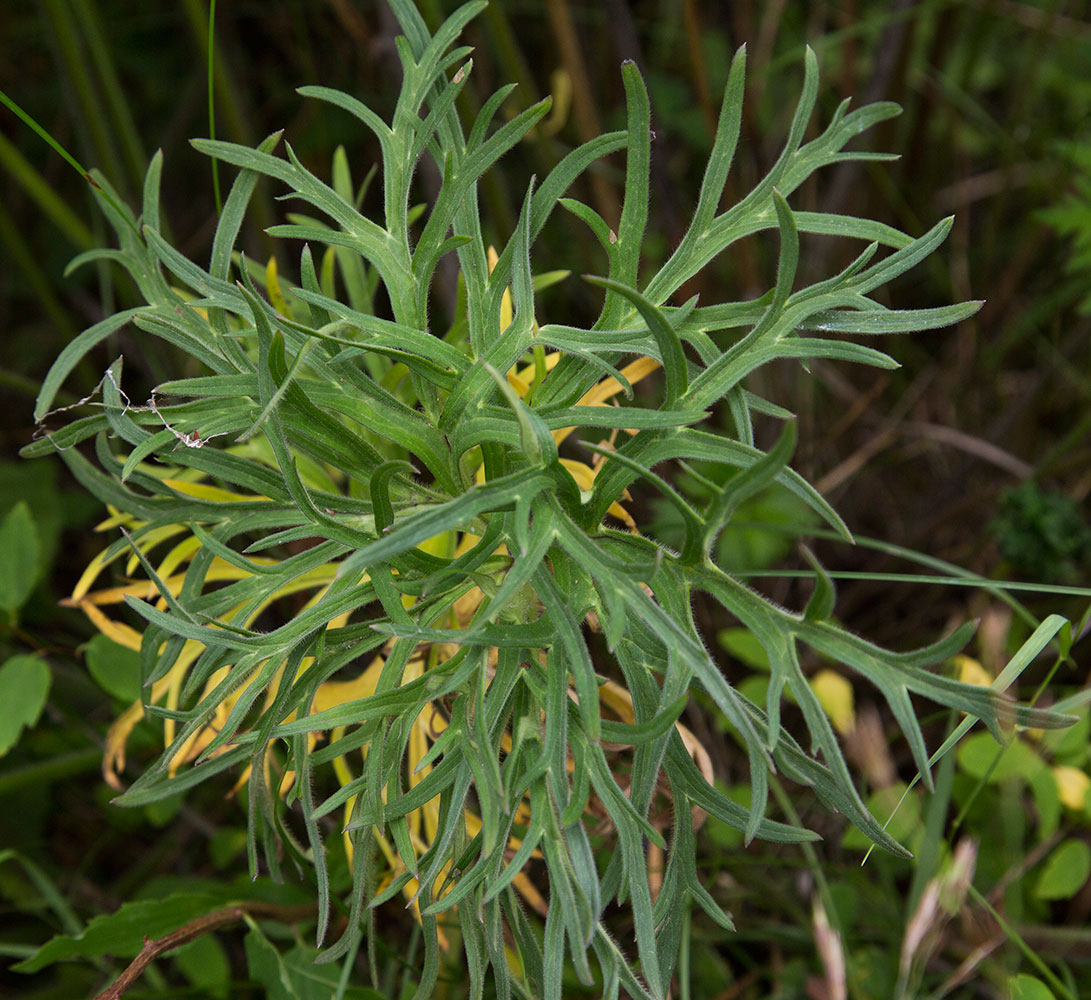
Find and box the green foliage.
[17,891,252,973]
[20,2,1077,997]
[1010,974,1059,1000]
[0,656,51,757]
[0,502,41,616]
[1040,140,1091,315]
[1035,840,1091,902]
[16,878,312,973]
[83,634,142,702]
[244,921,386,1000]
[991,481,1091,583]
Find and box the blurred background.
[2,2,1090,997]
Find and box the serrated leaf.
[16,892,228,972]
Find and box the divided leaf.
[21,7,1073,999]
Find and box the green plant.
[19,2,1076,996]
[991,481,1091,584]
[1040,139,1091,316]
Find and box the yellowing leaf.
[75,600,144,650]
[266,256,292,317]
[71,521,183,600]
[1053,765,1091,811]
[161,479,266,503]
[152,534,202,582]
[507,371,531,395]
[954,654,993,688]
[578,356,660,407]
[559,459,595,492]
[102,701,146,789]
[811,669,855,735]
[514,350,560,386]
[486,246,514,332]
[540,68,572,137]
[553,356,662,448]
[557,459,634,526]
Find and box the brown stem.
[93,901,316,1000]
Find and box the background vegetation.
[2,1,1090,998]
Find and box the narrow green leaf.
[583,276,687,407]
[703,420,797,560]
[801,546,836,622]
[770,189,799,314]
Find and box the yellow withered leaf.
[1054,765,1091,811]
[954,654,993,688]
[811,669,855,736]
[76,600,143,650]
[266,256,292,317]
[161,479,267,503]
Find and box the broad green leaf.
[1009,975,1057,1000]
[16,892,229,971]
[717,628,771,670]
[0,501,41,613]
[83,634,142,702]
[1035,840,1091,901]
[172,933,231,1000]
[0,656,50,757]
[957,732,1044,784]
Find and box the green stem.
[207,0,222,213]
[0,88,135,235]
[967,883,1076,1000]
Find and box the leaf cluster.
[22,2,1074,997]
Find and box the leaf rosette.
[25,3,1074,997]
